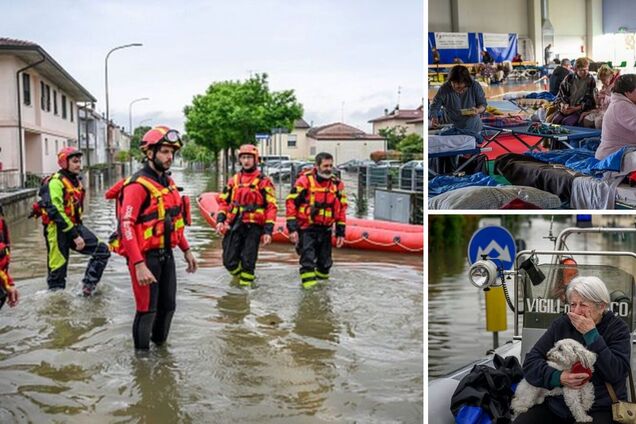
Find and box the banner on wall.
[428,32,517,64]
[434,32,469,49]
[428,32,481,64]
[478,33,518,62]
[482,33,510,49]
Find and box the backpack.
[450,354,524,424]
[28,175,54,220]
[105,176,191,256]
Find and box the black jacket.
[523,312,630,418]
[549,66,571,96]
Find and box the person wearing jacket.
[0,206,17,310]
[286,152,347,289]
[596,74,636,160]
[115,126,197,350]
[548,57,597,127]
[38,147,110,295]
[216,144,277,287]
[514,276,630,423]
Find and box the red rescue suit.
[285,169,347,234]
[216,169,277,230]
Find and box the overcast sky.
[3,0,422,133]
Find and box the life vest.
[298,172,340,227]
[223,171,267,225]
[31,173,84,225]
[0,218,10,268]
[107,175,191,256]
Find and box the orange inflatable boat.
[197,192,423,254]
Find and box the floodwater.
[428,215,636,378]
[0,168,423,423]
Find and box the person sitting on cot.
[596,73,636,160]
[548,57,596,127]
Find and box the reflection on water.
[1,167,423,423]
[428,215,636,378]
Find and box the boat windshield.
[520,263,634,332]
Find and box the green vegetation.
[115,150,130,162]
[183,73,303,173]
[397,133,423,161]
[180,141,215,167]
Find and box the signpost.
[468,225,517,348]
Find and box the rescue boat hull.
[197,192,423,254]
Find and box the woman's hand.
[568,311,596,334]
[560,370,590,389]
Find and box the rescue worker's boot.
[239,270,255,287]
[82,282,97,297]
[228,263,242,285]
[315,269,329,281]
[300,270,317,289]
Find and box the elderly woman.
[514,276,630,423]
[580,65,620,129]
[549,57,597,127]
[429,65,487,138]
[596,74,636,160]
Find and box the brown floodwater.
[0,167,423,423]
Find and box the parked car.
[376,160,402,168]
[337,159,374,172]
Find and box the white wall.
[314,139,385,165]
[458,0,529,35]
[428,0,529,35]
[429,0,453,32]
[549,0,588,60]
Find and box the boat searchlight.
[469,260,499,289]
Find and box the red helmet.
[140,126,183,152]
[57,146,83,169]
[238,144,259,163]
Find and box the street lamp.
[105,43,142,162]
[128,97,149,134]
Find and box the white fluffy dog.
[511,338,597,422]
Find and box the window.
[41,81,45,110]
[70,102,74,122]
[45,84,51,111]
[45,138,49,155]
[287,134,297,148]
[310,146,316,155]
[53,90,58,115]
[55,139,59,152]
[23,73,31,106]
[62,95,67,119]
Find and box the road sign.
[255,133,270,141]
[468,225,516,270]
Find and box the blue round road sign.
[468,226,517,270]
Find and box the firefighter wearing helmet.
[216,144,277,287]
[35,146,110,295]
[286,152,347,289]
[114,126,197,350]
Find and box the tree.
[180,140,215,166]
[183,73,303,174]
[130,125,152,161]
[378,126,408,150]
[397,133,423,160]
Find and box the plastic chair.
[607,61,613,68]
[619,61,627,68]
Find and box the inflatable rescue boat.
[197,192,423,254]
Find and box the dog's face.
[547,338,597,369]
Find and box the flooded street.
[428,215,636,378]
[0,168,423,423]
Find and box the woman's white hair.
[565,276,610,305]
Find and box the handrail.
[513,249,636,337]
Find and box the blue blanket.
[524,147,629,175]
[429,172,498,197]
[525,91,556,101]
